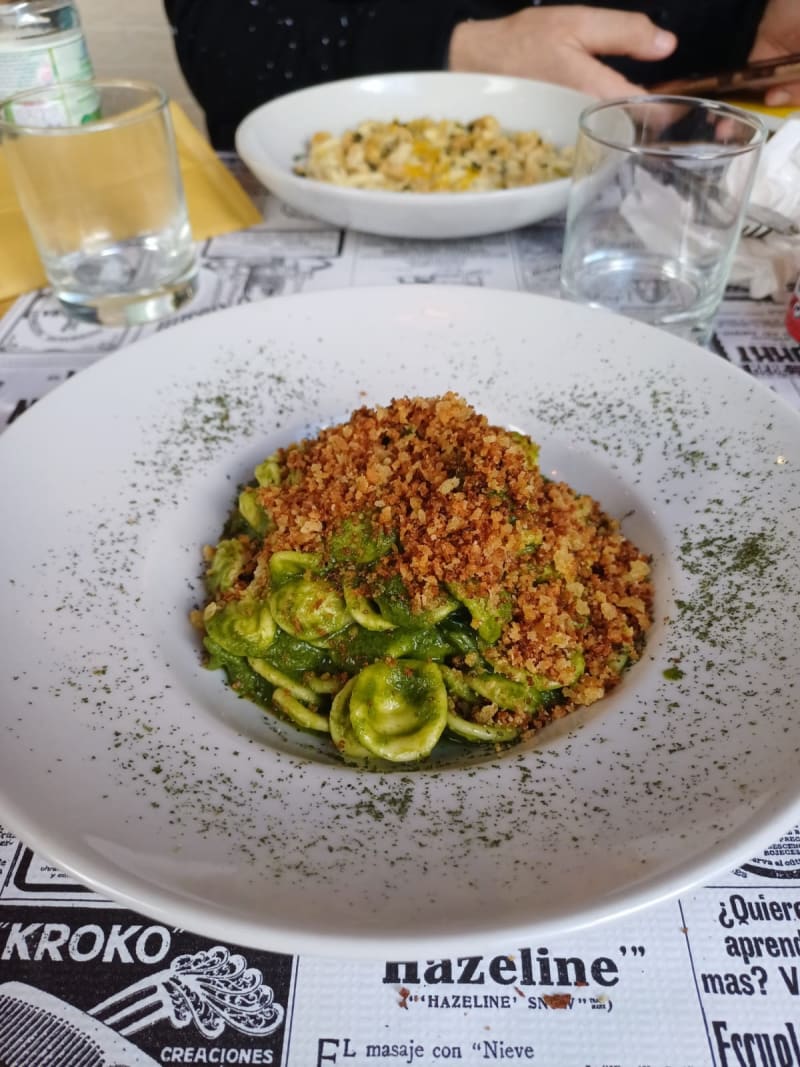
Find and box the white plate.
[235,72,594,238]
[1,286,800,959]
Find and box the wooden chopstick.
[652,52,800,97]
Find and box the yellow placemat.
[0,101,261,317]
[727,100,796,121]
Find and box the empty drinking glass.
[0,78,198,325]
[560,96,766,345]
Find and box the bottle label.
[0,28,100,125]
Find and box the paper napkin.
[0,101,261,315]
[728,112,800,300]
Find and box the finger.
[567,5,677,61]
[559,48,648,98]
[765,82,800,106]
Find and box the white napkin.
[729,116,800,301]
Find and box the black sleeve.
[164,0,499,148]
[165,0,770,149]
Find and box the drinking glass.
[560,96,766,345]
[0,79,198,325]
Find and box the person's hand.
[448,5,676,97]
[749,0,800,106]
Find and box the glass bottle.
[0,1,98,124]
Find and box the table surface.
[1,170,799,1067]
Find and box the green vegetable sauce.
[196,396,651,766]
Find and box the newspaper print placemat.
[1,180,799,1066]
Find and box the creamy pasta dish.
[293,116,574,192]
[195,394,652,764]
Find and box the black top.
[165,0,769,148]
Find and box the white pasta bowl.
[2,287,800,960]
[235,71,594,238]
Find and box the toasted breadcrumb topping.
[252,394,652,721]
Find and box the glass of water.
[0,79,198,325]
[560,96,765,345]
